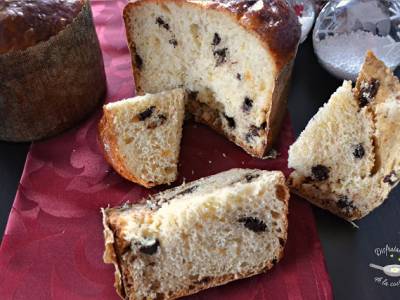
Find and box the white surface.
[314,30,400,80]
[299,16,315,43]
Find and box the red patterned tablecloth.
[0,1,332,299]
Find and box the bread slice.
[98,89,185,188]
[288,52,400,220]
[123,0,300,158]
[102,168,289,300]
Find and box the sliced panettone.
[103,168,289,300]
[99,89,185,188]
[123,0,300,158]
[288,52,400,220]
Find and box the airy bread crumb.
[288,52,400,220]
[98,89,185,188]
[103,168,289,300]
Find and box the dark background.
[1,39,399,299]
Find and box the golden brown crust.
[355,51,400,107]
[0,0,106,142]
[288,183,363,221]
[98,107,156,189]
[102,208,127,299]
[0,0,85,54]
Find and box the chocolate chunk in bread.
[223,113,236,129]
[238,217,267,233]
[212,33,221,46]
[139,238,160,255]
[242,97,253,112]
[213,48,228,67]
[358,79,380,108]
[311,165,330,181]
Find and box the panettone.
[0,0,106,141]
[123,0,300,158]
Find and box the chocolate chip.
[245,125,260,143]
[135,54,143,70]
[156,17,170,30]
[336,195,354,210]
[138,106,155,121]
[223,113,236,129]
[353,144,365,159]
[139,238,160,255]
[242,97,253,112]
[187,90,199,101]
[169,38,178,47]
[176,185,198,196]
[359,79,380,108]
[244,173,260,182]
[245,123,266,143]
[311,165,330,181]
[212,33,221,46]
[213,48,228,67]
[244,174,260,182]
[236,73,242,80]
[279,238,285,247]
[383,171,399,185]
[336,195,352,209]
[238,217,267,233]
[271,258,278,265]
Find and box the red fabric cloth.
[0,1,333,299]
